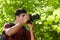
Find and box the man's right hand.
[20,14,30,24]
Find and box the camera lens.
[27,14,40,23]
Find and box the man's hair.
[15,8,27,19]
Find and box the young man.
[3,9,35,40]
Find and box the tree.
[0,0,60,40]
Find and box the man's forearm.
[30,28,35,40]
[5,23,23,36]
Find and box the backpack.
[0,23,15,40]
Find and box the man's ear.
[16,16,19,19]
[16,16,20,20]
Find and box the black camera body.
[27,14,40,23]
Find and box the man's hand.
[19,14,30,24]
[23,14,30,24]
[28,22,33,30]
[28,22,35,40]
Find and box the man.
[3,8,35,40]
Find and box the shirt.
[4,23,31,40]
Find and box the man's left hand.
[28,22,33,30]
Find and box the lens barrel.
[27,14,40,23]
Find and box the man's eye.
[22,15,25,17]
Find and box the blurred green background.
[0,0,60,40]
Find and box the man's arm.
[30,28,35,40]
[4,22,23,36]
[28,23,35,40]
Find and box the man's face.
[16,13,27,22]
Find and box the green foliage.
[0,0,60,40]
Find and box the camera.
[27,14,40,23]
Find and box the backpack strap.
[9,23,15,27]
